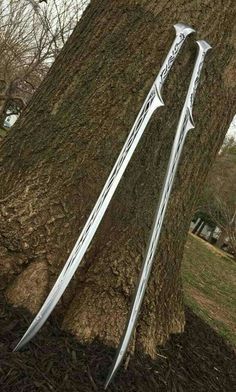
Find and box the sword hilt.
[155,22,195,103]
[184,39,212,131]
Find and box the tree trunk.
[0,0,235,357]
[196,221,205,236]
[207,227,215,243]
[0,100,7,128]
[216,230,227,248]
[192,218,202,234]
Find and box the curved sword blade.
[14,23,194,352]
[105,39,211,389]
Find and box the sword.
[105,39,211,389]
[14,23,194,351]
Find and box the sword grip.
[185,39,212,128]
[155,23,195,101]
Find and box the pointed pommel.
[174,23,195,37]
[196,40,212,53]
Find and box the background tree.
[197,137,236,257]
[0,0,235,358]
[0,0,88,127]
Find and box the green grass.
[182,234,236,346]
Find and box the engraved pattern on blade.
[105,39,211,389]
[64,89,157,274]
[14,23,195,352]
[159,33,185,85]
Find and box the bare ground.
[0,291,235,392]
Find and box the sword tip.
[104,365,116,389]
[104,373,113,390]
[104,357,121,389]
[13,341,21,352]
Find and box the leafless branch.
[0,0,89,127]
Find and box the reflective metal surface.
[105,40,211,389]
[14,23,195,352]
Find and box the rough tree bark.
[0,99,7,128]
[0,0,235,357]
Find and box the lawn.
[182,233,236,346]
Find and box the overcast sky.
[226,115,236,139]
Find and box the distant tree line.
[192,136,236,259]
[0,0,88,129]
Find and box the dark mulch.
[0,292,235,392]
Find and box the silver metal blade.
[14,23,195,352]
[105,39,211,388]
